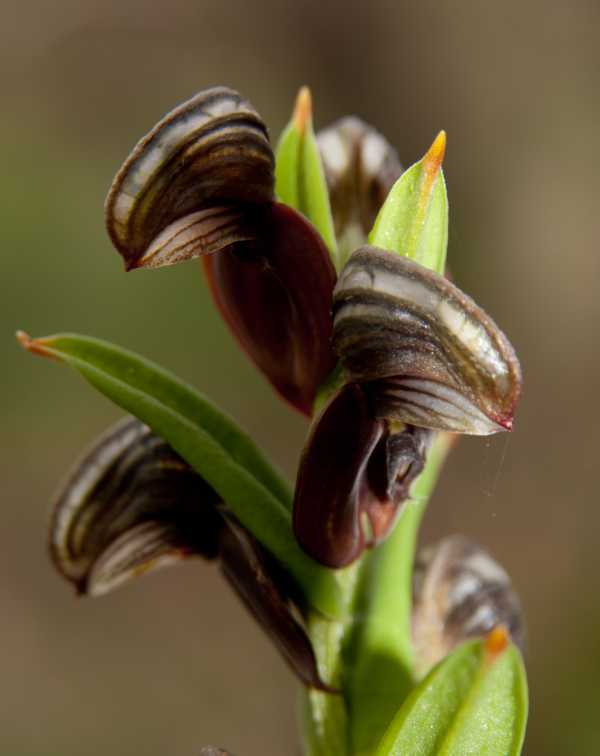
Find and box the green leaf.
[18,331,345,619]
[275,86,338,267]
[345,433,453,756]
[374,636,528,756]
[369,131,448,275]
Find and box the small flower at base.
[49,416,335,691]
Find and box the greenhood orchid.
[19,87,527,754]
[102,86,521,569]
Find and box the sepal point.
[293,86,313,134]
[423,130,447,178]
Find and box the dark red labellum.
[293,383,383,567]
[293,384,432,567]
[203,202,337,416]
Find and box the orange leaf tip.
[293,86,313,135]
[16,330,56,359]
[485,624,510,660]
[423,130,446,179]
[16,329,31,347]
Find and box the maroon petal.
[219,517,336,692]
[203,202,337,415]
[293,383,384,567]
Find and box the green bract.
[370,131,448,275]
[375,636,528,756]
[275,87,338,267]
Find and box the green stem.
[302,562,361,756]
[347,433,453,754]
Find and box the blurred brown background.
[2,0,599,753]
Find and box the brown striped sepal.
[412,536,525,677]
[317,117,403,254]
[105,87,274,270]
[50,417,332,690]
[293,383,433,567]
[333,246,522,435]
[50,416,222,595]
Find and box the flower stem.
[303,433,453,755]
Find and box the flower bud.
[50,416,222,595]
[50,417,333,690]
[412,536,525,676]
[317,116,403,258]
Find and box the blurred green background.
[2,0,599,753]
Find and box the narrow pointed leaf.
[374,633,528,756]
[370,131,448,275]
[20,333,290,507]
[275,106,301,210]
[275,86,338,265]
[18,331,344,618]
